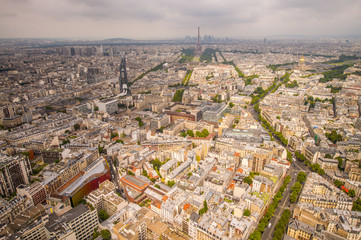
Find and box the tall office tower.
[97,44,103,56]
[0,154,31,197]
[194,27,202,56]
[86,67,99,84]
[119,56,131,95]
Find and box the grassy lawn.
[330,60,356,66]
[193,57,200,62]
[260,173,278,184]
[251,191,270,204]
[269,176,278,184]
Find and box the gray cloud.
[0,0,360,38]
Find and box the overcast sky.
[0,0,361,39]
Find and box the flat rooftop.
[122,175,149,191]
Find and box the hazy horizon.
[1,0,361,39]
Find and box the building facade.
[0,154,31,197]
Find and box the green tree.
[272,209,291,240]
[201,129,209,137]
[250,172,260,178]
[317,168,325,175]
[74,123,80,131]
[142,169,149,178]
[244,176,253,185]
[180,131,187,137]
[336,156,344,171]
[348,190,356,198]
[325,130,343,144]
[287,150,293,163]
[167,180,175,187]
[229,102,235,108]
[98,209,110,222]
[98,145,105,154]
[172,89,185,102]
[243,209,251,216]
[311,163,320,172]
[291,182,302,192]
[93,229,100,239]
[100,229,111,240]
[111,132,119,139]
[352,199,361,211]
[135,117,144,127]
[297,172,307,184]
[249,230,262,240]
[199,200,208,215]
[334,180,344,188]
[295,151,306,162]
[150,158,162,170]
[186,130,194,137]
[258,221,267,232]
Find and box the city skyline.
[0,0,361,39]
[1,24,361,239]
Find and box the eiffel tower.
[119,56,131,95]
[194,27,202,56]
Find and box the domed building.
[297,55,307,70]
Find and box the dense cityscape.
[0,30,361,240]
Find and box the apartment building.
[0,154,31,197]
[17,182,47,207]
[86,180,128,215]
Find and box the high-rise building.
[0,154,31,197]
[86,67,99,84]
[119,56,131,95]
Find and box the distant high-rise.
[98,44,103,56]
[119,56,130,95]
[194,27,202,56]
[87,67,98,84]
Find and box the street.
[106,155,126,199]
[261,162,300,240]
[246,95,311,239]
